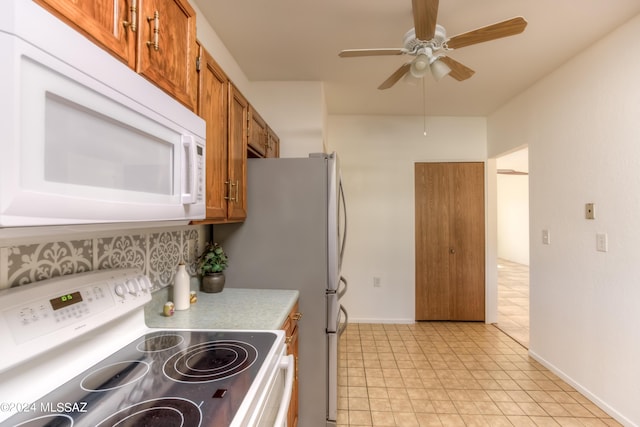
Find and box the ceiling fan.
[338,0,527,89]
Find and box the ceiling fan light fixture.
[410,53,430,78]
[429,58,451,81]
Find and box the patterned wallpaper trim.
[0,224,210,290]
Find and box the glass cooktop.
[1,330,277,427]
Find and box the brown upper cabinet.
[248,107,267,157]
[248,107,280,158]
[266,127,280,158]
[227,84,249,221]
[35,0,198,111]
[195,45,247,223]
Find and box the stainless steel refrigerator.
[214,152,348,426]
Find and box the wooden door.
[35,0,135,68]
[227,84,249,221]
[138,0,197,111]
[197,45,228,221]
[415,162,485,321]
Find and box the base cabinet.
[281,302,301,427]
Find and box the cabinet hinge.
[196,56,201,72]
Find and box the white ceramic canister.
[174,263,191,310]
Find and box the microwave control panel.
[196,143,205,203]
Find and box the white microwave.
[0,1,206,227]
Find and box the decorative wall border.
[0,224,210,290]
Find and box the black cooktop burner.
[1,330,277,427]
[94,397,201,427]
[14,415,72,427]
[163,340,258,383]
[81,360,150,392]
[136,334,184,353]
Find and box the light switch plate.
[596,233,608,252]
[542,229,550,245]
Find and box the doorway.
[496,148,530,347]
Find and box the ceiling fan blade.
[446,17,527,50]
[378,63,411,90]
[339,48,404,58]
[438,56,475,81]
[412,0,439,40]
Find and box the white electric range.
[0,269,293,427]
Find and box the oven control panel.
[0,269,153,373]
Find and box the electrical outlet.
[373,277,381,288]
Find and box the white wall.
[250,82,326,157]
[327,116,486,323]
[488,14,640,426]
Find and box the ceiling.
[193,0,640,117]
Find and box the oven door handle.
[273,354,295,427]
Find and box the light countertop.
[145,285,299,330]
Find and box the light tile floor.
[496,259,530,348]
[337,322,620,426]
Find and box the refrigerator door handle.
[338,179,347,268]
[337,304,348,337]
[338,276,348,299]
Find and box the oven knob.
[127,279,139,295]
[114,284,126,298]
[140,276,153,292]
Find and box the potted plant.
[197,242,229,293]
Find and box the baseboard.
[528,349,636,427]
[347,318,415,324]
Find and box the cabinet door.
[197,46,229,221]
[266,127,280,158]
[228,84,248,221]
[415,162,485,321]
[282,303,300,427]
[138,0,197,111]
[34,0,135,68]
[248,107,267,157]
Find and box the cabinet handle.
[234,180,240,203]
[146,11,159,51]
[292,312,302,321]
[285,335,293,344]
[122,0,137,32]
[450,248,456,254]
[224,180,235,201]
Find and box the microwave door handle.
[181,135,197,204]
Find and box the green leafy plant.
[197,242,229,274]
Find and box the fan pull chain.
[422,77,428,136]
